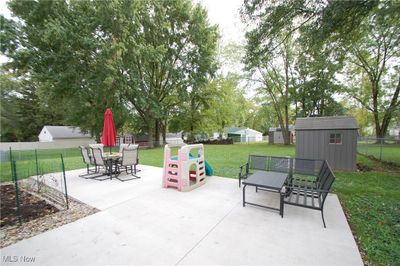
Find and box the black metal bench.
[282,160,335,228]
[239,155,291,188]
[239,155,335,227]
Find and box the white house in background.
[224,127,263,142]
[38,126,94,145]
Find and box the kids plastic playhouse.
[162,144,212,191]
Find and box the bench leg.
[280,194,284,218]
[321,210,326,228]
[242,184,246,207]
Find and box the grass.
[1,142,399,265]
[357,143,400,164]
[334,163,400,266]
[0,148,88,182]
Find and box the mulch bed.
[190,139,234,145]
[356,163,373,172]
[0,180,98,248]
[1,184,59,227]
[357,153,400,172]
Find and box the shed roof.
[43,126,91,139]
[295,116,359,130]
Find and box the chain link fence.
[357,137,400,165]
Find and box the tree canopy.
[241,0,399,140]
[2,0,218,144]
[1,0,399,143]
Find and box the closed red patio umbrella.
[101,108,116,153]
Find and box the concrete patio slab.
[1,165,363,265]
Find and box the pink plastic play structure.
[162,144,207,191]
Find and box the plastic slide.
[171,154,213,176]
[204,160,213,176]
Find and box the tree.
[0,69,63,141]
[294,35,346,117]
[344,4,400,139]
[250,96,279,134]
[241,0,399,139]
[243,28,295,144]
[5,0,130,140]
[4,0,218,145]
[0,72,20,141]
[168,84,214,142]
[202,74,249,138]
[112,0,218,147]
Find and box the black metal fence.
[357,137,400,165]
[4,148,69,226]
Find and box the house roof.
[295,116,359,130]
[43,126,91,139]
[225,127,262,135]
[239,128,262,135]
[224,127,246,133]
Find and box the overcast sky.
[196,0,246,45]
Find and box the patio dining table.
[104,152,122,179]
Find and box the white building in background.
[38,126,94,145]
[224,127,263,142]
[389,126,400,139]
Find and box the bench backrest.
[318,161,335,205]
[292,158,324,176]
[317,161,331,188]
[270,156,291,173]
[247,155,293,174]
[248,155,269,171]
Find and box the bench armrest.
[238,162,249,187]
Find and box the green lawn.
[1,142,399,265]
[357,143,400,164]
[334,169,400,266]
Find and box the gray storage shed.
[295,116,359,171]
[268,125,295,144]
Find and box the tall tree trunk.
[147,128,154,148]
[377,77,400,140]
[146,118,154,148]
[154,119,160,147]
[320,96,325,116]
[162,122,166,144]
[219,121,225,140]
[282,50,290,145]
